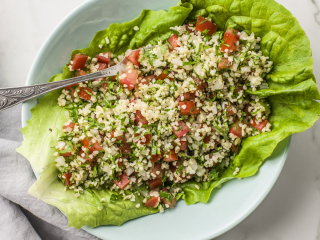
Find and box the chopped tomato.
[179,101,199,115]
[171,120,190,137]
[64,172,72,186]
[226,104,236,117]
[192,76,207,91]
[111,129,126,141]
[180,140,188,150]
[229,119,243,138]
[151,162,164,179]
[221,28,240,52]
[113,173,130,189]
[244,104,251,115]
[231,144,238,154]
[95,52,111,64]
[155,70,174,80]
[168,34,180,50]
[82,138,103,153]
[185,23,196,34]
[203,135,211,144]
[119,143,132,154]
[71,54,88,70]
[98,62,107,70]
[163,149,178,162]
[134,133,152,145]
[249,118,268,131]
[62,151,72,158]
[137,75,155,85]
[120,68,139,90]
[63,122,75,132]
[148,178,162,191]
[78,87,93,100]
[145,196,159,208]
[177,92,195,102]
[150,153,163,163]
[101,82,108,90]
[76,70,87,76]
[134,110,148,126]
[160,188,177,208]
[117,160,125,168]
[196,16,217,35]
[218,58,232,71]
[127,50,140,68]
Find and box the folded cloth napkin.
[0,76,100,240]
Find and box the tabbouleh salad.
[54,16,273,211]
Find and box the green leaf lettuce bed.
[17,0,320,229]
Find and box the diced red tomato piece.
[155,70,174,81]
[76,70,87,76]
[101,82,108,90]
[134,110,148,126]
[177,92,195,102]
[231,144,238,154]
[137,75,155,85]
[119,143,132,154]
[98,62,107,70]
[163,149,178,162]
[179,101,199,115]
[226,104,236,117]
[78,87,93,100]
[196,16,218,35]
[71,54,88,70]
[148,178,163,191]
[229,119,243,138]
[192,76,207,91]
[168,34,180,50]
[151,162,164,179]
[111,129,126,141]
[113,173,130,189]
[134,133,152,145]
[185,23,196,34]
[203,135,211,144]
[62,151,72,158]
[120,68,139,90]
[244,104,251,115]
[82,138,103,153]
[145,196,159,208]
[249,118,269,131]
[95,52,111,64]
[180,140,188,150]
[150,153,163,163]
[160,188,177,208]
[221,28,240,52]
[218,58,233,71]
[63,122,75,132]
[172,120,190,137]
[64,172,72,186]
[127,50,140,68]
[117,160,125,168]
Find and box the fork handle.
[0,65,119,112]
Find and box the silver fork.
[0,51,136,112]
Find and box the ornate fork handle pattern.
[0,65,120,112]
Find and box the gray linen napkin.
[0,72,100,239]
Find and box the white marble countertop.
[0,0,319,239]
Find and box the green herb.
[196,43,203,55]
[159,191,172,202]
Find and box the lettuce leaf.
[17,0,320,228]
